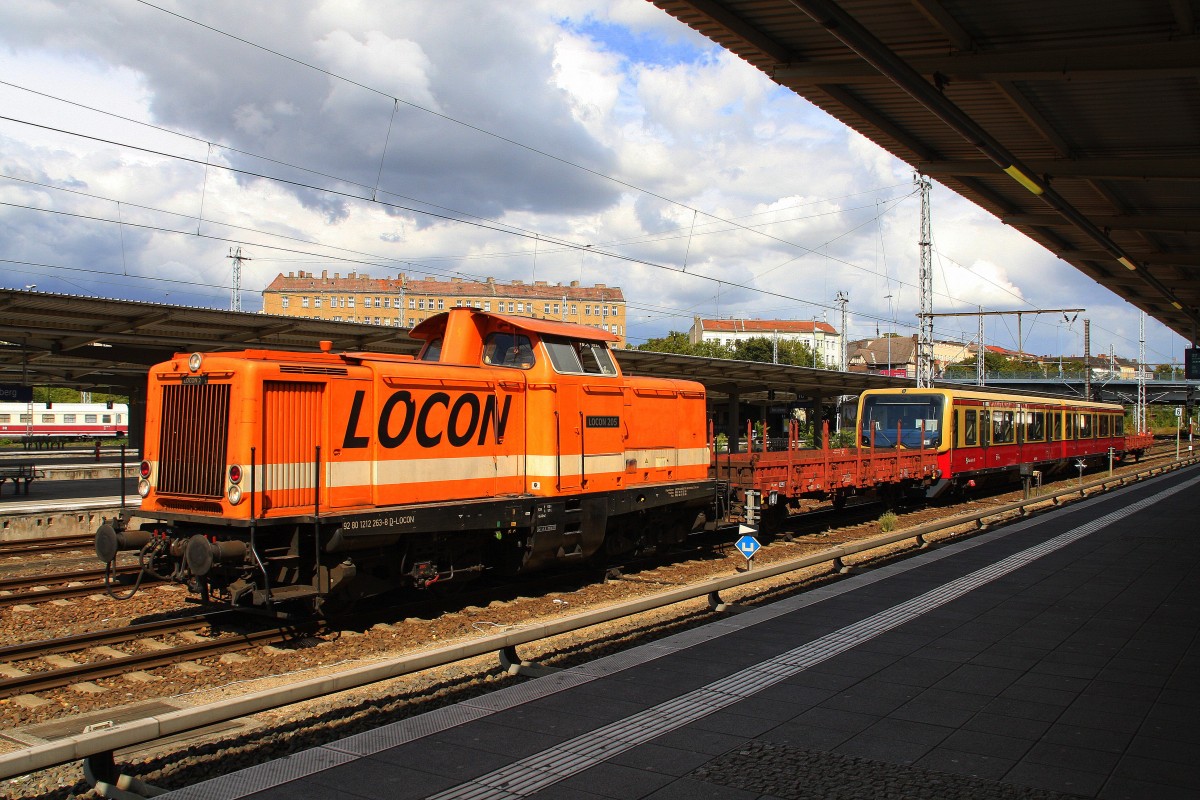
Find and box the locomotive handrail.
[1,453,1197,782]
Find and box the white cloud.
[0,0,1184,364]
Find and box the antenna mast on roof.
[228,247,250,312]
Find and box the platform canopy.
[0,289,913,399]
[652,0,1200,341]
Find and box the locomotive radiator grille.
[262,381,323,510]
[158,383,230,497]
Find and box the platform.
[163,465,1200,800]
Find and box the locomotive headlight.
[138,478,150,497]
[227,484,243,505]
[188,352,203,372]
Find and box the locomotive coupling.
[95,523,151,563]
[184,534,247,578]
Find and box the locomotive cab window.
[543,336,617,376]
[419,337,443,362]
[483,332,536,369]
[859,393,943,448]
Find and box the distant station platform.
[164,465,1200,800]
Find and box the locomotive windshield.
[859,393,944,448]
[542,336,618,376]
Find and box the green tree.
[731,336,824,368]
[638,331,732,358]
[1154,363,1182,380]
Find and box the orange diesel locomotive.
[96,308,718,610]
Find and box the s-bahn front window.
[860,393,944,448]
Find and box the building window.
[456,300,463,307]
[569,304,577,315]
[474,301,481,309]
[348,297,355,308]
[544,303,551,314]
[281,296,290,309]
[438,299,445,310]
[484,301,491,311]
[301,296,310,308]
[601,305,607,316]
[517,302,524,313]
[334,315,342,322]
[418,299,425,310]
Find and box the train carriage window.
[20,414,31,424]
[84,414,97,424]
[64,414,76,423]
[1077,414,1091,438]
[1029,412,1045,442]
[992,410,1015,444]
[1115,415,1124,436]
[483,332,536,369]
[963,409,977,446]
[41,414,55,423]
[979,410,990,446]
[1051,412,1062,441]
[1099,415,1110,437]
[0,414,9,423]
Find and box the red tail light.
[140,461,151,478]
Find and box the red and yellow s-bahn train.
[856,387,1153,497]
[96,308,720,611]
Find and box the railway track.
[0,612,312,699]
[0,564,148,607]
[0,534,97,557]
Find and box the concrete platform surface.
[161,465,1200,800]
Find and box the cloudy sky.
[0,0,1187,365]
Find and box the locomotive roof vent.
[319,340,333,352]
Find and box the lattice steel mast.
[916,174,933,388]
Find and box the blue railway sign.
[735,534,761,560]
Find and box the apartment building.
[261,271,628,345]
[689,317,843,369]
